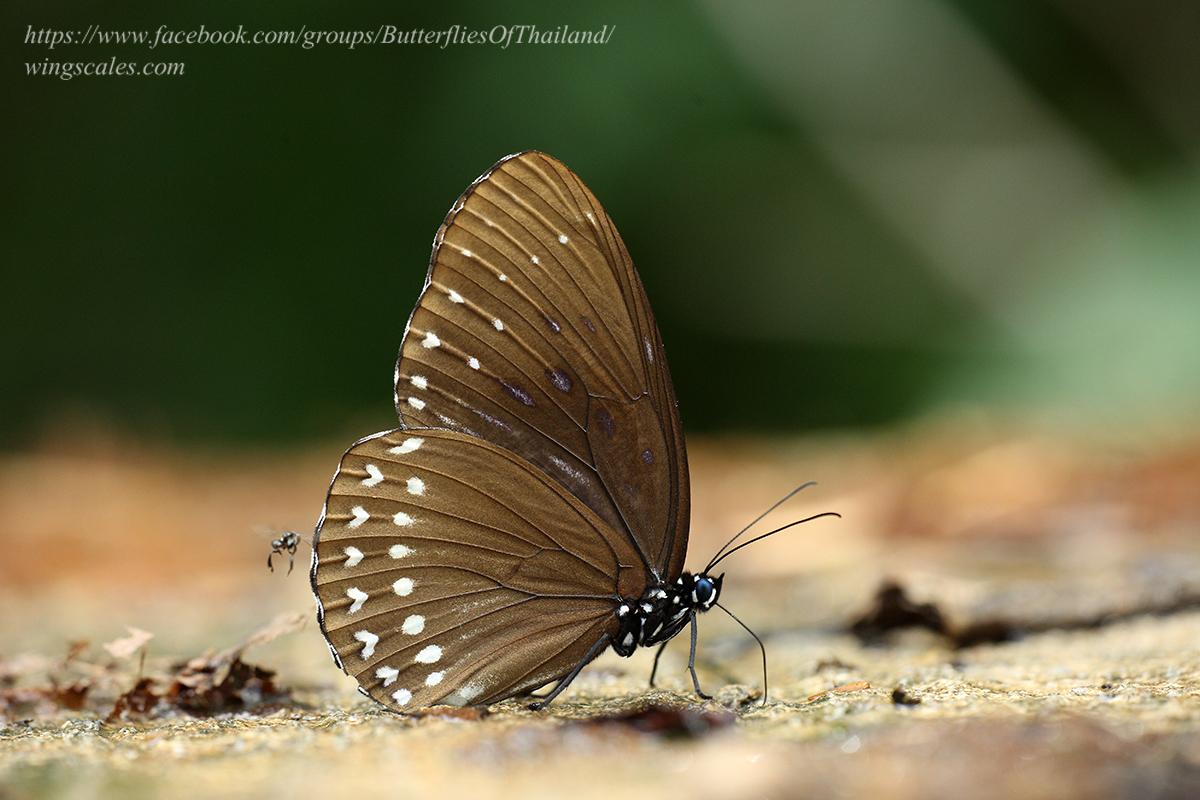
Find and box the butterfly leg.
[648,641,669,687]
[529,635,610,711]
[687,613,713,701]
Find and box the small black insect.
[267,531,301,574]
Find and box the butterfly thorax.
[612,572,724,657]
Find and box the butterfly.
[309,151,837,710]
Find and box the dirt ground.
[2,418,1199,799]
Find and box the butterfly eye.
[694,577,715,605]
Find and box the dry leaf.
[103,627,154,660]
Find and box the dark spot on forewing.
[547,368,573,393]
[596,407,615,437]
[499,379,535,406]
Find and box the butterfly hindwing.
[311,429,647,708]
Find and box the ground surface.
[2,420,1199,799]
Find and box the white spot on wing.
[392,512,413,527]
[467,356,480,370]
[498,273,508,282]
[407,396,426,411]
[361,464,384,487]
[389,543,413,559]
[447,290,464,304]
[393,577,414,596]
[354,630,379,658]
[402,615,425,634]
[376,666,399,687]
[415,645,442,664]
[410,375,428,390]
[346,587,368,614]
[392,688,412,706]
[558,234,569,244]
[343,546,364,567]
[406,476,425,495]
[445,682,485,706]
[425,671,444,687]
[421,331,441,349]
[349,506,369,528]
[389,437,423,455]
[461,249,473,258]
[530,255,540,265]
[492,319,504,331]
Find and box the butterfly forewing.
[312,429,646,708]
[394,152,690,579]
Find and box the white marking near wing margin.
[343,546,364,567]
[406,476,425,495]
[361,464,384,487]
[410,375,428,389]
[425,671,444,687]
[492,319,504,331]
[393,577,414,596]
[392,512,414,527]
[422,331,441,348]
[392,688,412,705]
[558,234,569,244]
[389,437,423,455]
[467,356,480,370]
[389,543,413,559]
[346,587,368,614]
[445,682,484,706]
[354,630,379,658]
[407,396,426,411]
[376,666,399,687]
[448,290,464,304]
[402,614,425,634]
[349,506,369,528]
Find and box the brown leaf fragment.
[167,657,287,715]
[106,678,160,722]
[103,627,154,660]
[50,679,90,711]
[64,640,90,664]
[807,681,872,703]
[239,612,306,652]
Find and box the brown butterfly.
[309,152,836,710]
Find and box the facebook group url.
[24,23,614,79]
[27,23,614,51]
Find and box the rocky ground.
[2,420,1198,799]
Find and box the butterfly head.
[690,572,723,612]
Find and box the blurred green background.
[5,0,1199,446]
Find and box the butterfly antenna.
[715,602,769,705]
[706,481,818,570]
[706,512,841,572]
